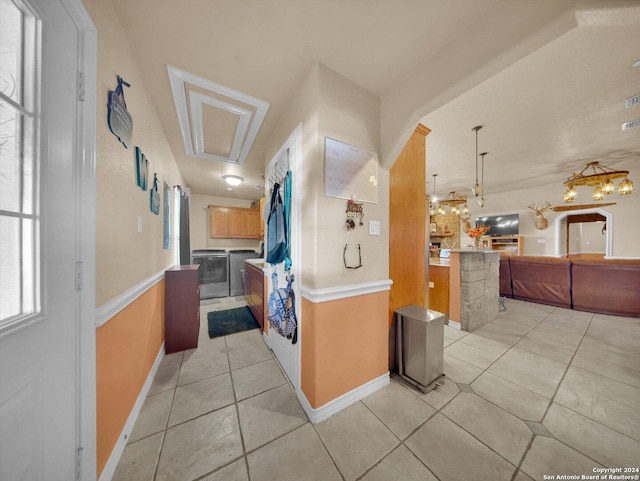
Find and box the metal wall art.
[107,75,133,148]
[345,199,364,230]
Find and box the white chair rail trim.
[95,269,165,327]
[301,279,393,304]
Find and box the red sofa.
[571,259,640,317]
[499,256,640,317]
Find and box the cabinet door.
[244,210,259,239]
[228,209,244,237]
[259,197,265,238]
[209,207,229,238]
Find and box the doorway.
[553,208,612,258]
[264,125,302,394]
[566,213,606,259]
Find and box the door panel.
[0,0,79,478]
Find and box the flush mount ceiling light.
[167,65,269,165]
[563,161,633,203]
[223,174,244,186]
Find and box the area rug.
[207,307,259,338]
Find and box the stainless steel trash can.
[395,305,445,392]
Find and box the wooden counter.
[429,259,450,318]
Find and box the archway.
[553,208,613,258]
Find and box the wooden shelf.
[431,232,455,237]
[483,235,524,256]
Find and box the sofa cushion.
[499,258,513,298]
[509,256,572,308]
[571,259,640,317]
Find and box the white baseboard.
[99,343,165,481]
[298,372,389,424]
[447,319,461,330]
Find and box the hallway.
[113,298,640,480]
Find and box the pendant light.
[430,174,438,216]
[478,152,487,208]
[472,126,482,197]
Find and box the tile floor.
[113,297,640,481]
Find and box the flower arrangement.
[467,225,490,239]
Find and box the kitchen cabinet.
[244,261,265,331]
[164,264,200,354]
[259,197,265,239]
[208,205,260,239]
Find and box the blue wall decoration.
[150,173,160,215]
[107,75,133,148]
[135,146,148,191]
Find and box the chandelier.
[437,191,469,217]
[563,161,634,203]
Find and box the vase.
[472,238,480,248]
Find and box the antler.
[528,201,552,213]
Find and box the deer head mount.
[528,201,552,230]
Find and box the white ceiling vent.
[167,65,269,164]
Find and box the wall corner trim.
[299,372,389,424]
[301,279,393,303]
[98,342,165,481]
[95,270,165,327]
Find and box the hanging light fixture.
[438,191,469,217]
[477,152,487,208]
[429,173,438,216]
[472,126,482,198]
[563,161,633,203]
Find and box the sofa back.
[509,256,573,308]
[571,259,640,317]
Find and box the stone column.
[449,250,500,331]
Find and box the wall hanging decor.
[150,173,160,215]
[325,137,378,203]
[527,201,552,230]
[107,75,133,148]
[135,146,148,190]
[345,199,364,230]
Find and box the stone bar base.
[449,249,500,332]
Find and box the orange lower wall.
[96,280,165,477]
[301,290,389,408]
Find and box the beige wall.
[458,177,640,258]
[189,193,261,251]
[84,0,184,306]
[266,63,388,290]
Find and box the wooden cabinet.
[244,261,265,331]
[164,265,200,354]
[208,205,260,239]
[210,207,229,238]
[259,197,265,239]
[484,235,524,256]
[429,263,450,317]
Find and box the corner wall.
[264,63,390,413]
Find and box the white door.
[265,127,301,393]
[0,0,81,479]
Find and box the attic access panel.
[167,65,269,164]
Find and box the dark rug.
[207,306,259,338]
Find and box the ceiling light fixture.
[438,191,469,217]
[477,152,487,208]
[472,126,482,198]
[631,59,640,68]
[563,161,633,203]
[430,174,438,216]
[223,174,244,186]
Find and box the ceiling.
[111,0,640,203]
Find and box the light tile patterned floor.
[113,298,640,481]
